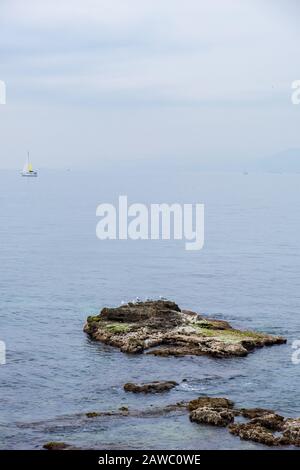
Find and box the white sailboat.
[21,152,38,177]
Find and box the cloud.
[0,0,300,168]
[1,0,297,103]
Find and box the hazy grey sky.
[0,0,299,169]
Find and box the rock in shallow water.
[43,442,73,450]
[84,300,286,358]
[187,397,300,447]
[250,413,284,431]
[124,381,178,393]
[228,413,300,447]
[238,407,275,419]
[228,422,281,446]
[42,398,300,449]
[281,418,300,446]
[188,396,234,411]
[190,407,235,427]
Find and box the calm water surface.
[0,169,299,449]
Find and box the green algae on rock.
[84,300,286,358]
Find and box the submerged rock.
[43,442,72,450]
[124,381,178,393]
[84,401,188,422]
[119,406,129,412]
[86,411,102,418]
[238,408,275,419]
[84,300,286,358]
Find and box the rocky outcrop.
[42,397,300,449]
[229,412,285,446]
[228,422,281,446]
[250,413,284,431]
[190,407,235,427]
[188,396,234,411]
[188,396,235,427]
[187,396,300,447]
[124,381,178,393]
[84,300,286,358]
[229,412,300,447]
[281,418,300,446]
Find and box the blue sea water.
[0,168,299,449]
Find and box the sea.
[0,167,299,449]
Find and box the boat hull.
[21,171,38,177]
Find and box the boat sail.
[21,152,38,177]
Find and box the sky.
[0,0,299,169]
